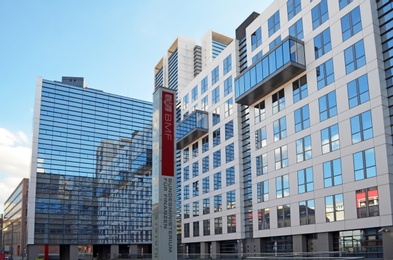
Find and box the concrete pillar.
[211,241,220,259]
[246,238,261,256]
[70,245,79,260]
[27,245,39,260]
[293,234,307,253]
[129,245,138,258]
[382,226,393,260]
[314,232,333,252]
[110,245,119,260]
[200,242,208,258]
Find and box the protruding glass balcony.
[177,110,208,149]
[235,36,306,106]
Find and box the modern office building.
[155,0,393,258]
[154,31,235,254]
[2,178,29,257]
[27,77,153,260]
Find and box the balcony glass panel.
[235,37,306,106]
[177,110,209,149]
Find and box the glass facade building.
[27,77,153,259]
[3,178,29,258]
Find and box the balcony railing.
[176,110,208,149]
[235,36,306,106]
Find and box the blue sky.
[0,0,273,213]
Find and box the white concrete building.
[155,0,393,258]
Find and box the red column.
[44,245,49,260]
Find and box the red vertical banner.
[161,91,175,176]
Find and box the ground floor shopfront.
[184,227,393,259]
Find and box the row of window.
[184,214,236,238]
[183,120,233,161]
[183,163,236,198]
[258,139,375,178]
[183,185,378,238]
[257,147,376,203]
[184,190,236,219]
[258,186,379,230]
[252,0,356,55]
[183,55,232,109]
[183,150,236,182]
[255,106,372,152]
[255,50,367,127]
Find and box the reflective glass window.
[345,40,366,74]
[255,126,267,149]
[257,180,269,202]
[273,116,287,141]
[298,167,313,194]
[256,153,268,176]
[296,135,312,162]
[201,76,208,94]
[319,90,337,121]
[223,54,232,75]
[192,85,198,102]
[258,208,270,230]
[214,195,222,213]
[213,150,221,168]
[312,0,329,30]
[294,105,310,132]
[268,11,280,37]
[212,86,220,104]
[225,121,234,140]
[226,190,236,209]
[272,89,285,114]
[202,176,209,194]
[289,18,304,40]
[321,124,340,154]
[254,101,266,124]
[224,76,233,96]
[299,199,315,225]
[347,74,369,108]
[354,148,376,181]
[212,66,219,85]
[314,27,332,59]
[339,0,353,10]
[356,187,379,218]
[325,194,344,222]
[275,145,288,170]
[226,167,235,186]
[341,6,362,41]
[225,143,235,163]
[324,158,342,187]
[214,172,222,190]
[276,174,289,198]
[287,0,301,20]
[316,58,335,89]
[277,204,291,227]
[350,110,373,144]
[251,27,262,51]
[202,156,209,173]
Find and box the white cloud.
[0,128,32,214]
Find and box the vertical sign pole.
[152,87,177,260]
